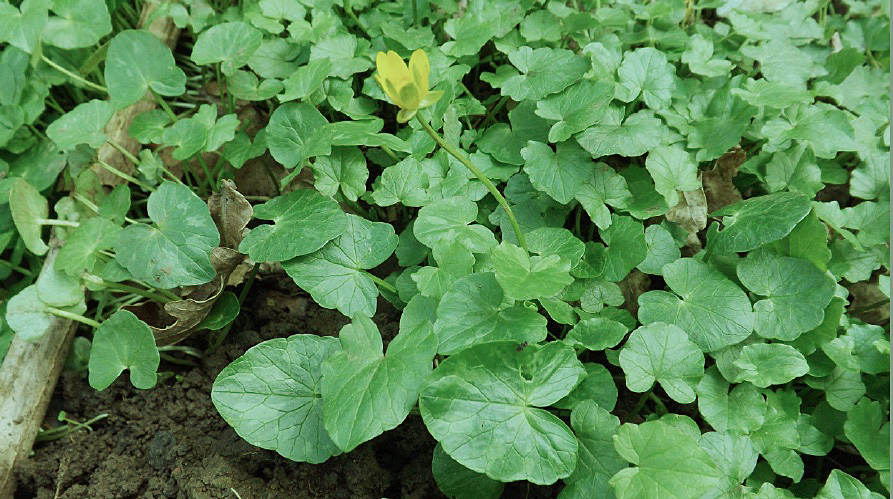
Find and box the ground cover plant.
[0,0,890,497]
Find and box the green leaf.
[559,400,625,499]
[731,78,813,109]
[681,34,733,77]
[737,250,835,341]
[576,109,667,158]
[639,258,754,352]
[734,343,809,388]
[434,272,547,355]
[8,177,48,255]
[239,188,347,262]
[817,469,887,499]
[46,99,114,150]
[279,58,332,102]
[765,144,823,197]
[310,146,367,202]
[420,341,585,484]
[88,310,159,390]
[554,363,617,411]
[322,315,436,452]
[520,10,562,42]
[527,227,585,267]
[0,0,48,53]
[496,46,590,101]
[115,182,220,288]
[211,334,341,463]
[490,241,573,301]
[6,285,85,340]
[522,140,593,204]
[36,263,82,307]
[600,214,646,282]
[371,156,431,207]
[637,224,680,275]
[432,443,504,499]
[222,131,266,169]
[760,103,858,159]
[707,192,812,254]
[697,367,766,434]
[610,421,720,499]
[414,197,497,253]
[105,30,186,108]
[645,144,700,207]
[190,21,262,74]
[128,110,170,144]
[699,432,759,496]
[535,80,614,143]
[283,215,397,318]
[265,102,331,168]
[766,210,831,271]
[226,71,282,101]
[565,317,628,352]
[309,33,370,79]
[55,217,120,276]
[619,322,704,403]
[196,291,239,330]
[574,162,632,230]
[740,41,815,87]
[43,0,111,49]
[247,38,300,79]
[161,104,239,159]
[615,47,675,110]
[843,398,890,478]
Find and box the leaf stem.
[367,273,397,294]
[211,262,259,350]
[415,114,527,251]
[106,138,142,165]
[0,259,33,277]
[37,219,79,227]
[150,88,178,122]
[83,273,175,303]
[96,160,154,192]
[46,307,103,329]
[40,55,108,93]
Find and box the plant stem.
[0,260,33,276]
[96,160,154,192]
[627,388,653,421]
[150,88,178,122]
[158,345,204,359]
[40,55,108,93]
[72,192,139,225]
[367,273,397,294]
[46,307,102,329]
[106,138,142,165]
[380,144,400,162]
[37,219,79,227]
[83,274,174,303]
[415,114,527,251]
[211,262,259,350]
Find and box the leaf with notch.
[239,188,347,263]
[265,102,331,168]
[420,341,585,485]
[211,334,342,463]
[46,99,114,150]
[88,310,159,390]
[114,182,220,288]
[283,215,397,318]
[105,30,186,108]
[190,21,262,74]
[322,315,436,452]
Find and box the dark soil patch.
[13,275,439,499]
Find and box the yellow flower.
[374,49,444,122]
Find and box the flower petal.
[380,50,409,82]
[396,80,421,110]
[419,90,444,109]
[396,108,417,122]
[409,49,430,98]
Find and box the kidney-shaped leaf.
[265,102,332,168]
[88,310,159,390]
[43,0,111,49]
[434,272,547,355]
[707,192,812,254]
[619,322,705,403]
[420,341,585,485]
[115,181,220,288]
[46,99,114,151]
[638,258,753,352]
[105,30,187,108]
[559,400,626,499]
[322,315,437,452]
[211,334,342,463]
[6,285,86,340]
[190,21,262,74]
[239,188,347,262]
[610,421,720,499]
[283,214,397,318]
